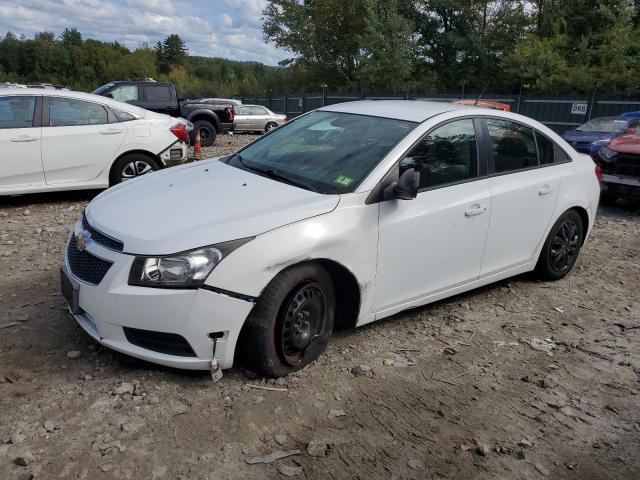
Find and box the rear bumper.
[159,141,188,168]
[220,122,234,133]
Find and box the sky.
[0,0,290,65]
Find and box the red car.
[596,131,640,201]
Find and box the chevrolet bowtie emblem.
[75,231,90,252]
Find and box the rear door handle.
[100,129,124,135]
[465,204,487,217]
[538,184,554,196]
[10,135,38,142]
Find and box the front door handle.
[10,135,38,142]
[465,204,487,217]
[538,184,554,196]
[100,129,124,135]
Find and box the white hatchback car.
[0,89,189,195]
[62,101,600,378]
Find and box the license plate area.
[60,267,81,315]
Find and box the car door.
[41,96,127,184]
[250,106,269,130]
[234,106,252,131]
[0,94,44,189]
[480,118,561,276]
[374,118,492,313]
[142,84,177,116]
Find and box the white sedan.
[62,101,600,378]
[0,89,189,196]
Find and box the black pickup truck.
[92,81,237,146]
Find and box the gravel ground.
[1,133,639,480]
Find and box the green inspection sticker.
[335,175,353,186]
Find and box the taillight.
[595,164,602,181]
[226,107,235,121]
[170,123,190,143]
[284,115,288,122]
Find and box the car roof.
[318,100,470,122]
[0,88,147,116]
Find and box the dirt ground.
[1,133,639,480]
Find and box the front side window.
[400,119,478,189]
[0,96,36,129]
[227,111,416,194]
[487,119,538,173]
[48,98,108,126]
[109,85,138,103]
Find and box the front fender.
[204,193,379,324]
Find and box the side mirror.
[384,168,420,201]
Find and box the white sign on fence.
[571,103,588,115]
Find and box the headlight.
[128,238,252,288]
[598,146,618,160]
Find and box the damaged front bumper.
[61,221,254,370]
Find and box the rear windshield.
[576,118,629,133]
[228,111,416,194]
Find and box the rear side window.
[401,119,478,189]
[0,96,36,128]
[535,132,555,165]
[146,85,172,102]
[49,98,108,126]
[109,85,138,103]
[486,119,537,173]
[236,106,251,115]
[250,106,266,115]
[112,108,136,122]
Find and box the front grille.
[67,236,113,285]
[123,327,197,357]
[575,147,593,155]
[611,155,640,177]
[82,213,124,252]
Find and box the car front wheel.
[236,263,335,378]
[535,209,584,280]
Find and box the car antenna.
[474,83,489,106]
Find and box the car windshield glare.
[228,111,416,194]
[576,118,628,133]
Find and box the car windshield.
[91,83,115,96]
[576,118,629,133]
[225,111,416,194]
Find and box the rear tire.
[191,119,217,147]
[236,263,335,378]
[535,210,584,280]
[109,153,160,186]
[265,122,278,132]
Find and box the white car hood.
[86,159,340,255]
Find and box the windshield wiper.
[230,154,319,193]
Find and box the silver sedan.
[233,105,288,133]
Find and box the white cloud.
[0,0,288,64]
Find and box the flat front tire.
[236,263,335,378]
[535,209,584,280]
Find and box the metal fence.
[240,92,640,135]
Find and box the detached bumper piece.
[123,327,197,357]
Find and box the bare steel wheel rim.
[280,283,326,366]
[121,160,153,181]
[550,219,579,273]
